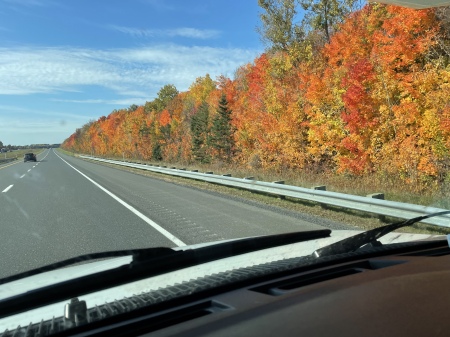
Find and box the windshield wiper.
[0,229,330,319]
[313,211,450,258]
[0,229,330,286]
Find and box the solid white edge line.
[53,150,186,247]
[39,149,51,161]
[2,185,13,193]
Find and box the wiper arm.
[0,229,330,319]
[313,211,450,258]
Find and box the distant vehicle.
[24,153,37,162]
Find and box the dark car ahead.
[24,153,37,162]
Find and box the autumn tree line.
[62,2,450,190]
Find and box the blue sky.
[0,0,263,145]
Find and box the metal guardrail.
[80,155,450,228]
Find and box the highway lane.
[0,150,48,192]
[0,148,335,279]
[0,149,175,278]
[58,151,330,240]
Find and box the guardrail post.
[367,193,386,222]
[312,186,327,208]
[243,177,256,193]
[272,181,285,199]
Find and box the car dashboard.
[1,239,449,337]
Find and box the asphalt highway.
[0,149,331,278]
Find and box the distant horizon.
[1,143,61,148]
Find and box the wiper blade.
[0,229,330,319]
[313,211,450,258]
[0,247,175,286]
[0,229,330,286]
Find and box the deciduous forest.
[62,2,450,192]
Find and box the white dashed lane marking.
[2,185,13,193]
[19,174,25,179]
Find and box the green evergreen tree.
[210,94,235,162]
[152,142,163,161]
[190,101,210,163]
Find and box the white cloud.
[109,25,220,39]
[117,89,149,97]
[172,28,219,39]
[0,48,119,94]
[0,44,259,98]
[50,98,147,105]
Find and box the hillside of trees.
[62,2,450,192]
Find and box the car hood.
[0,230,443,331]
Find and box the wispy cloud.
[140,0,209,15]
[0,104,95,120]
[50,98,147,105]
[0,44,259,98]
[109,25,220,39]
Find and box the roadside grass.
[61,150,450,235]
[57,148,74,156]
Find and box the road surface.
[0,149,335,278]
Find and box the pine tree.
[210,93,235,162]
[152,142,163,161]
[191,101,210,163]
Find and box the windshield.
[1,0,450,311]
